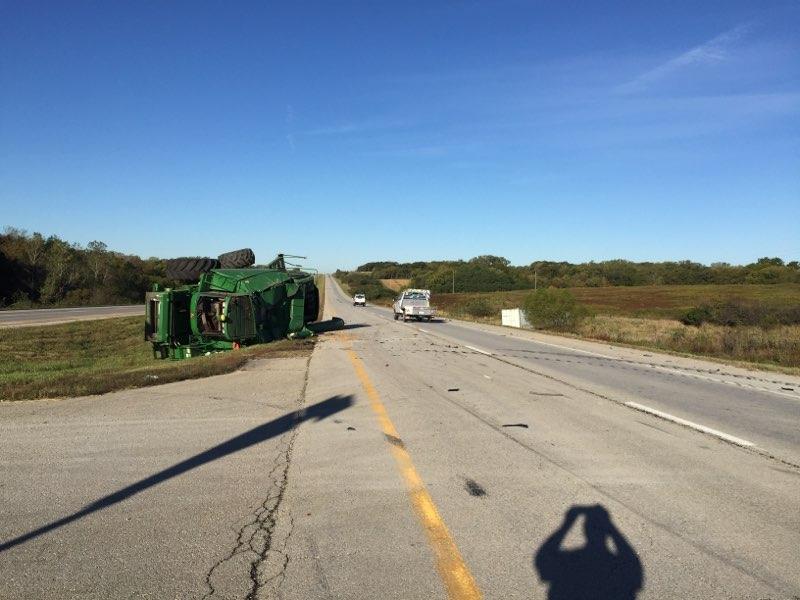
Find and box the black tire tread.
[166,257,220,281]
[304,285,320,322]
[218,248,256,268]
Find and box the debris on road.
[464,479,487,497]
[384,434,405,448]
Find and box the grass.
[578,316,800,371]
[315,274,326,320]
[335,276,353,297]
[434,283,800,321]
[335,275,395,306]
[431,284,800,371]
[379,278,411,291]
[0,316,314,401]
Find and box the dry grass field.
[379,278,411,291]
[434,283,800,320]
[431,284,800,371]
[578,316,799,370]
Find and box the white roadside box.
[501,308,530,329]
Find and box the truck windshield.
[197,296,224,335]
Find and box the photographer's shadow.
[534,504,643,600]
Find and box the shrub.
[711,299,767,326]
[462,297,494,318]
[361,282,395,301]
[681,305,713,326]
[338,271,395,302]
[523,288,587,332]
[681,299,800,328]
[7,290,34,309]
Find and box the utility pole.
[534,270,538,290]
[452,270,455,294]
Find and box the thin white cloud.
[300,117,410,137]
[618,24,751,93]
[301,123,365,136]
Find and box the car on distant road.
[353,293,366,307]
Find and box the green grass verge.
[0,316,314,401]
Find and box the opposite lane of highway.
[0,305,143,328]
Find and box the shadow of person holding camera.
[534,504,643,599]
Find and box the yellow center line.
[346,348,482,600]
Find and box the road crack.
[202,355,311,599]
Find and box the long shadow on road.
[535,504,644,600]
[0,394,353,553]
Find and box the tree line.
[0,228,169,307]
[355,255,800,293]
[4,228,798,308]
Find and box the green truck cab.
[145,255,319,359]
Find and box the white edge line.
[465,345,492,356]
[625,401,755,448]
[638,362,800,401]
[517,332,800,401]
[515,336,615,359]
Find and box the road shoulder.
[0,355,312,599]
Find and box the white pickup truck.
[393,289,436,322]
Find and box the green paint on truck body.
[145,256,319,360]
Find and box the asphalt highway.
[344,281,800,466]
[0,304,143,328]
[1,276,798,599]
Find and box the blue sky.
[1,1,798,272]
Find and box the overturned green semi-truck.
[145,252,319,360]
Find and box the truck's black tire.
[304,286,320,322]
[166,257,220,281]
[218,248,255,268]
